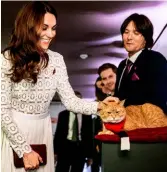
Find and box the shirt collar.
[70,111,75,116]
[128,49,143,63]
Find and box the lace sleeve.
[1,53,32,158]
[55,53,98,115]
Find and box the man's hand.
[98,96,120,110]
[54,154,57,164]
[103,96,120,104]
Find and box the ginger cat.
[99,101,167,135]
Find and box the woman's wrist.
[23,150,33,158]
[97,101,102,111]
[22,144,33,158]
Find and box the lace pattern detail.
[1,52,32,158]
[1,50,98,157]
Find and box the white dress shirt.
[67,112,82,141]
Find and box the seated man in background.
[54,91,93,172]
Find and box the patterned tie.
[124,60,133,76]
[118,59,133,91]
[72,114,79,141]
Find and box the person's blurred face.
[38,12,57,50]
[100,68,116,92]
[96,80,103,89]
[123,21,146,57]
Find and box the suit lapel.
[119,49,148,91]
[129,49,149,78]
[63,111,70,136]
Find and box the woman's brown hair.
[2,1,57,84]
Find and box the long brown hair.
[2,1,57,83]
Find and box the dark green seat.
[95,127,167,172]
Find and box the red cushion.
[95,127,167,143]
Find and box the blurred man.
[91,64,117,172]
[98,63,117,96]
[54,91,93,172]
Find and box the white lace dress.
[1,49,98,172]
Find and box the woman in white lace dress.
[1,2,118,172]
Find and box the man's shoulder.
[143,49,167,64]
[82,114,93,121]
[120,58,126,65]
[59,110,69,116]
[142,49,164,58]
[117,59,126,69]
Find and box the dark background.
[2,1,167,99]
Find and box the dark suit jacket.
[114,49,167,113]
[54,110,93,158]
[92,115,102,157]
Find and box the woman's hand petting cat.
[23,150,43,170]
[104,96,120,104]
[98,96,120,110]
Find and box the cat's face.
[100,101,126,123]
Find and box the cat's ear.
[119,99,125,106]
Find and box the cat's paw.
[98,130,114,135]
[105,130,114,135]
[98,131,105,135]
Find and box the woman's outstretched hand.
[97,96,120,110]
